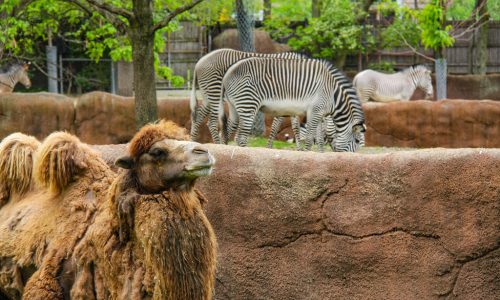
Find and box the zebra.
[219,57,366,152]
[0,63,31,93]
[190,48,304,144]
[353,64,433,102]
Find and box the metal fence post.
[435,58,447,100]
[46,45,58,93]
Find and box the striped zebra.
[219,57,366,152]
[0,63,31,93]
[190,48,304,144]
[353,65,433,102]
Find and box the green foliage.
[378,1,420,49]
[0,0,196,89]
[286,0,374,61]
[418,0,455,51]
[367,61,395,72]
[488,0,500,20]
[446,0,475,20]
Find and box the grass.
[228,136,415,153]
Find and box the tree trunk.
[335,52,347,70]
[473,0,489,75]
[130,0,158,129]
[312,0,321,18]
[263,0,271,21]
[235,0,265,136]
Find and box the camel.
[0,120,217,299]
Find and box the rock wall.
[92,144,500,300]
[212,29,292,53]
[1,92,499,148]
[364,100,500,148]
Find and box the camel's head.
[115,120,215,193]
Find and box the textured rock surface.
[1,92,499,148]
[0,92,74,140]
[364,100,500,148]
[93,144,500,300]
[212,29,292,53]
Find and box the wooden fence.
[157,21,207,89]
[346,21,500,74]
[154,20,500,90]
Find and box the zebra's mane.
[7,64,24,73]
[402,64,429,74]
[317,59,356,91]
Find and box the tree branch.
[152,0,206,33]
[82,0,133,19]
[62,0,129,34]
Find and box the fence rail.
[347,20,500,74]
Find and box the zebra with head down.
[219,57,366,152]
[0,63,31,93]
[353,64,433,102]
[190,48,305,144]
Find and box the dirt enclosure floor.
[0,92,499,299]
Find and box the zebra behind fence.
[0,63,31,93]
[353,65,433,102]
[190,48,304,144]
[219,57,366,152]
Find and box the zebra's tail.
[190,70,198,122]
[218,84,228,144]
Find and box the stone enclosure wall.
[0,91,498,299]
[92,144,500,300]
[1,91,499,148]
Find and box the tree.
[0,0,207,129]
[65,0,206,128]
[471,0,489,74]
[288,0,375,69]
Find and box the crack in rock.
[442,244,500,299]
[257,227,441,249]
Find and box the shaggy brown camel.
[0,133,40,208]
[0,121,217,299]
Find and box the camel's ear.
[115,156,135,169]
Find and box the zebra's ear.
[353,124,366,133]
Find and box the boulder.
[201,145,500,299]
[212,29,291,53]
[0,92,74,140]
[364,100,500,148]
[92,144,500,300]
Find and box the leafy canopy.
[286,0,375,61]
[0,0,230,85]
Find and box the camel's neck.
[134,190,216,299]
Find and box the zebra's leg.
[236,113,255,147]
[207,106,221,144]
[190,103,211,142]
[267,117,284,148]
[222,102,239,144]
[316,121,325,153]
[304,109,322,151]
[290,116,302,150]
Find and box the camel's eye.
[149,148,167,160]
